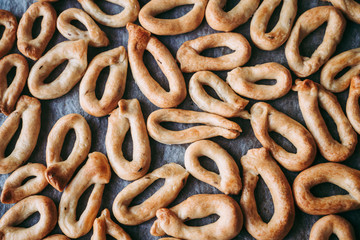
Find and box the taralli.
[293,79,357,162]
[205,0,260,32]
[17,2,56,60]
[347,75,360,134]
[78,0,140,28]
[0,10,17,59]
[59,152,111,238]
[176,33,251,73]
[293,163,360,215]
[285,6,346,77]
[188,71,249,119]
[139,0,207,35]
[43,235,70,240]
[80,46,128,117]
[112,163,189,226]
[240,148,295,240]
[309,215,356,240]
[0,196,57,240]
[147,109,242,144]
[0,54,28,115]
[105,99,151,181]
[1,163,48,204]
[184,140,242,195]
[150,194,243,240]
[57,8,109,47]
[46,113,91,192]
[28,39,88,100]
[127,23,186,108]
[250,102,317,171]
[91,208,132,240]
[250,0,297,51]
[0,96,41,174]
[227,62,292,100]
[326,0,360,24]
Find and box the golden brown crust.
[309,215,356,240]
[43,235,70,240]
[0,10,17,59]
[326,0,360,24]
[346,75,360,134]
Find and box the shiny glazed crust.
[0,10,17,59]
[309,215,356,240]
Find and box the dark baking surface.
[0,0,359,239]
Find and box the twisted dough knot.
[309,215,356,240]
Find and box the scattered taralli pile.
[1,0,360,240]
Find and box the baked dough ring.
[17,2,56,60]
[46,113,91,192]
[150,194,243,240]
[176,33,251,73]
[293,162,360,215]
[293,79,357,162]
[184,140,242,195]
[0,10,17,59]
[250,102,316,172]
[0,54,28,115]
[1,163,47,204]
[0,96,41,174]
[59,152,111,238]
[112,163,189,226]
[227,62,292,100]
[127,23,186,108]
[285,6,346,77]
[205,0,260,32]
[240,148,295,240]
[28,39,88,100]
[189,71,249,118]
[147,109,242,144]
[80,46,128,117]
[0,195,57,240]
[105,99,151,181]
[309,215,356,240]
[43,235,70,240]
[78,0,140,28]
[347,75,360,134]
[57,8,109,47]
[139,0,207,35]
[326,0,360,24]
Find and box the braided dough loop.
[240,148,295,240]
[113,163,189,226]
[80,46,128,117]
[150,194,243,240]
[43,235,70,240]
[176,33,251,73]
[293,79,357,162]
[46,113,91,192]
[326,0,360,24]
[347,75,360,134]
[293,163,360,215]
[309,215,356,240]
[59,152,111,238]
[285,6,346,78]
[0,54,28,115]
[17,2,56,60]
[0,10,17,59]
[0,96,41,174]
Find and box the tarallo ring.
[346,75,360,134]
[0,10,17,59]
[326,0,360,24]
[309,215,355,240]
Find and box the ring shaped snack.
[127,23,186,108]
[139,0,207,35]
[176,33,251,73]
[77,0,140,28]
[227,62,292,100]
[205,0,260,32]
[57,8,109,47]
[309,215,356,240]
[59,152,111,238]
[0,195,57,240]
[0,54,28,115]
[150,194,243,240]
[240,148,295,240]
[80,46,128,117]
[189,71,249,119]
[105,99,151,181]
[250,0,297,51]
[1,163,48,204]
[17,2,56,60]
[285,6,346,78]
[293,79,357,162]
[28,39,88,100]
[293,163,360,215]
[184,140,242,195]
[326,0,360,24]
[147,109,242,145]
[46,113,91,192]
[43,235,70,240]
[250,102,317,172]
[0,96,41,174]
[0,10,17,59]
[113,163,189,226]
[347,75,360,134]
